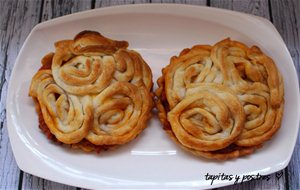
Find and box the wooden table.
[1,0,299,189]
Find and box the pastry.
[29,31,153,152]
[156,38,284,160]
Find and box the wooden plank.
[0,121,21,190]
[150,0,206,4]
[270,1,300,189]
[95,0,206,6]
[210,0,286,189]
[20,0,93,190]
[0,0,42,189]
[0,0,17,122]
[270,0,300,83]
[41,0,92,21]
[23,175,79,190]
[95,0,150,7]
[210,0,270,19]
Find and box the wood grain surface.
[270,1,300,189]
[0,0,298,189]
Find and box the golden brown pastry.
[210,39,284,147]
[29,70,93,144]
[168,83,245,152]
[29,31,153,152]
[156,38,284,160]
[86,81,152,145]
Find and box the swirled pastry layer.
[29,70,93,144]
[29,31,153,152]
[168,83,245,151]
[156,38,284,160]
[87,82,152,145]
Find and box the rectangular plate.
[6,4,300,189]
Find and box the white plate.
[7,4,300,189]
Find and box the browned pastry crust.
[155,38,284,160]
[34,97,114,153]
[29,31,153,152]
[210,39,284,147]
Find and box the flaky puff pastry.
[29,31,153,152]
[156,38,284,160]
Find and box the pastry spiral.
[156,38,284,160]
[168,83,245,151]
[29,70,93,144]
[211,39,284,147]
[29,31,153,152]
[87,82,152,145]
